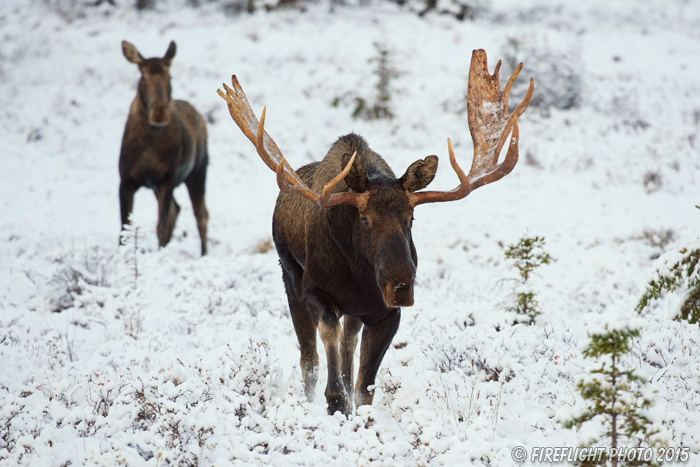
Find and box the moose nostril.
[381,281,414,307]
[378,272,415,307]
[149,108,170,126]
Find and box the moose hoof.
[304,387,316,403]
[157,230,170,248]
[354,389,374,408]
[326,393,352,416]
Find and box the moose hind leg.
[355,309,400,407]
[185,163,208,256]
[340,315,363,408]
[291,302,319,403]
[281,261,319,402]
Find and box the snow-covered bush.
[422,334,508,381]
[0,395,27,460]
[0,340,284,465]
[47,223,145,313]
[633,228,676,261]
[392,0,489,21]
[47,243,120,312]
[636,240,700,325]
[40,0,91,22]
[112,341,282,464]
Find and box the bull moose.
[119,40,209,255]
[218,49,533,415]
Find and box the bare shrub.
[390,0,489,21]
[422,333,509,382]
[501,34,582,113]
[134,0,156,10]
[48,244,119,312]
[643,171,663,193]
[252,238,274,254]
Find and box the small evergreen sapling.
[504,235,552,324]
[354,43,398,120]
[331,43,399,121]
[561,321,663,466]
[636,242,700,325]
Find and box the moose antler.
[217,77,368,209]
[408,49,534,207]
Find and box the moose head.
[122,40,176,127]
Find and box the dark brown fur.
[273,133,438,415]
[119,40,209,255]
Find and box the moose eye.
[361,217,370,227]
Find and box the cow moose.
[119,40,209,255]
[218,49,533,415]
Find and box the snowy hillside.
[2,0,700,464]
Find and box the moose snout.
[378,273,415,308]
[148,106,170,126]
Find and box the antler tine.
[218,80,255,143]
[406,139,470,206]
[257,106,306,187]
[255,106,276,172]
[318,152,369,209]
[218,76,368,209]
[409,49,533,207]
[446,138,469,194]
[218,76,305,186]
[219,78,277,173]
[276,157,319,202]
[513,77,534,118]
[502,62,521,114]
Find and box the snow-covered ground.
[2,0,700,464]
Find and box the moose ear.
[400,155,438,192]
[122,41,144,64]
[341,152,368,193]
[163,41,177,66]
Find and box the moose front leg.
[340,315,363,408]
[305,290,352,415]
[155,184,180,248]
[355,309,400,407]
[119,181,138,237]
